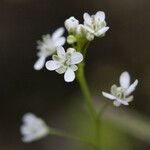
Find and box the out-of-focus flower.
[20,113,49,143]
[83,11,109,38]
[102,71,138,107]
[65,17,79,32]
[34,27,66,70]
[45,46,83,82]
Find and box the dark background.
[0,0,150,149]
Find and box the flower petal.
[86,32,94,41]
[95,11,105,22]
[56,66,66,74]
[66,48,75,54]
[113,100,121,107]
[83,13,92,26]
[22,135,34,143]
[34,56,46,70]
[126,96,134,102]
[119,71,130,89]
[84,26,94,34]
[45,60,61,71]
[52,27,64,40]
[64,17,79,31]
[70,65,78,71]
[96,27,109,37]
[116,99,129,105]
[64,68,75,82]
[54,37,66,47]
[125,79,138,96]
[102,92,116,100]
[56,46,66,58]
[70,52,83,64]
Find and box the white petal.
[125,79,138,96]
[56,66,66,74]
[95,11,105,21]
[113,100,121,107]
[64,68,75,82]
[56,46,66,58]
[54,37,66,47]
[84,26,94,34]
[96,27,109,37]
[70,65,78,71]
[116,99,129,106]
[45,60,61,71]
[86,32,94,41]
[64,17,79,31]
[102,92,116,100]
[52,27,64,40]
[70,52,83,64]
[83,13,92,25]
[34,56,46,70]
[22,113,36,124]
[22,135,34,143]
[126,96,134,102]
[76,24,86,35]
[20,126,31,135]
[120,71,130,89]
[67,48,75,54]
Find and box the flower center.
[116,87,125,99]
[114,87,125,100]
[64,53,72,67]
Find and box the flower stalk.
[77,61,101,150]
[49,127,96,146]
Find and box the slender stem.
[95,116,101,149]
[77,62,97,120]
[76,62,101,150]
[49,127,96,146]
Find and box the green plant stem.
[77,62,97,119]
[49,127,96,146]
[77,62,101,150]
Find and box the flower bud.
[67,35,77,44]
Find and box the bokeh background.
[0,0,150,149]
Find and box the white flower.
[20,113,49,143]
[65,16,79,32]
[45,46,83,82]
[34,27,66,70]
[102,71,138,107]
[83,11,109,38]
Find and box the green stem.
[49,127,96,146]
[77,62,97,120]
[77,62,101,150]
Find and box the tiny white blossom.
[34,27,66,70]
[20,113,49,143]
[45,46,83,82]
[65,16,79,32]
[83,11,109,38]
[102,71,138,107]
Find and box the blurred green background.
[0,0,150,149]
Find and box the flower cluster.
[34,11,109,83]
[20,113,49,142]
[102,72,138,106]
[65,11,109,43]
